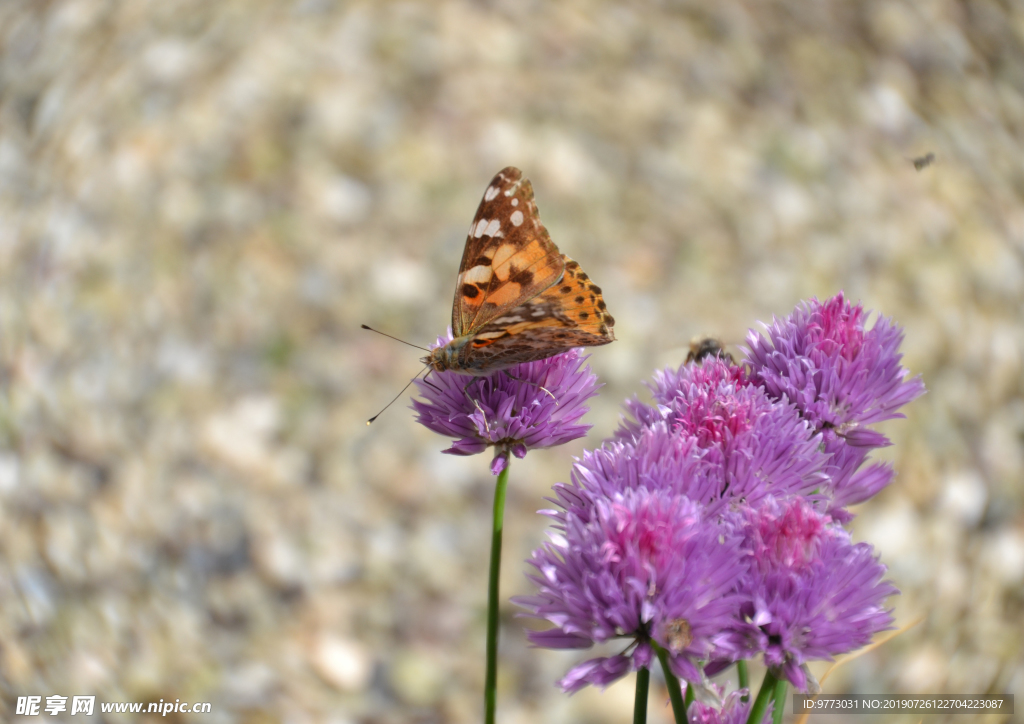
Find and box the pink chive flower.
[603,356,829,509]
[412,332,601,475]
[515,489,748,692]
[737,497,898,691]
[743,293,925,513]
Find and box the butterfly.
[424,167,615,376]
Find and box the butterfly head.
[423,337,466,373]
[424,335,502,376]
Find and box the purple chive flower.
[596,357,829,509]
[744,293,924,429]
[738,497,897,691]
[412,332,601,474]
[551,425,732,522]
[616,353,750,442]
[744,293,925,509]
[688,690,773,724]
[515,488,748,692]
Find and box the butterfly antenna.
[367,365,429,425]
[361,324,430,352]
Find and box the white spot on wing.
[503,178,523,197]
[475,218,489,238]
[510,210,524,226]
[484,219,501,236]
[474,331,506,340]
[484,185,500,201]
[461,265,492,284]
[511,198,519,207]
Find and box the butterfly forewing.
[452,167,566,336]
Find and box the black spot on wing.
[510,268,535,286]
[462,284,480,299]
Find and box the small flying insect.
[912,152,936,171]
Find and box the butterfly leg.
[460,379,491,435]
[421,369,443,393]
[502,370,557,403]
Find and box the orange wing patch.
[532,256,616,340]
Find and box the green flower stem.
[654,644,687,724]
[484,460,510,724]
[684,677,695,710]
[771,677,788,724]
[738,659,749,698]
[747,669,778,724]
[634,666,650,724]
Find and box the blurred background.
[1,1,1022,722]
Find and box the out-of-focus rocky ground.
[0,1,1022,722]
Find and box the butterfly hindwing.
[460,255,615,369]
[533,256,615,341]
[452,167,566,337]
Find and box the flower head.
[412,332,601,474]
[743,294,925,508]
[744,293,924,430]
[516,488,748,692]
[616,354,749,443]
[738,497,898,691]
[552,425,729,522]
[601,357,828,509]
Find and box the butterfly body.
[426,167,615,376]
[425,334,487,375]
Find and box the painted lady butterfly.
[425,167,615,375]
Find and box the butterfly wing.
[458,255,615,370]
[451,167,566,337]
